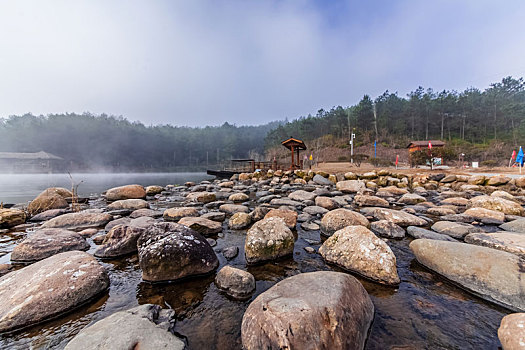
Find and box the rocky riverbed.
[0,169,524,349]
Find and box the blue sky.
[0,0,524,126]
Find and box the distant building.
[0,151,65,173]
[407,140,445,153]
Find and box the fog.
[1,0,525,126]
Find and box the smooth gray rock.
[215,266,255,300]
[370,220,405,239]
[407,226,457,241]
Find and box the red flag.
[395,155,399,165]
[512,150,517,159]
[428,141,432,150]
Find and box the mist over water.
[0,172,213,204]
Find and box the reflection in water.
[0,195,509,349]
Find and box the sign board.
[472,162,479,168]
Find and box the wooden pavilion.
[281,137,307,170]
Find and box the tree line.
[0,113,280,171]
[265,76,525,151]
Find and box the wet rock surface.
[215,265,255,299]
[41,211,113,230]
[244,217,294,264]
[241,271,374,350]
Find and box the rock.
[407,226,457,241]
[137,222,218,282]
[370,220,405,239]
[269,198,304,207]
[29,208,68,222]
[399,193,426,205]
[245,217,294,264]
[441,197,470,206]
[426,207,456,216]
[500,218,525,232]
[354,194,389,208]
[94,224,144,258]
[516,177,525,188]
[93,234,106,244]
[145,185,164,196]
[313,174,333,185]
[468,195,524,216]
[463,207,505,225]
[201,211,226,222]
[465,231,525,258]
[491,190,516,201]
[288,190,316,202]
[228,192,249,203]
[315,196,340,210]
[219,181,234,188]
[0,208,26,228]
[368,207,427,226]
[228,212,252,230]
[105,184,146,201]
[468,175,486,185]
[219,204,250,215]
[129,208,163,218]
[187,191,216,203]
[264,209,298,230]
[28,192,69,215]
[303,206,329,216]
[163,207,199,221]
[215,265,256,299]
[11,228,89,263]
[410,239,525,310]
[336,180,366,193]
[104,217,131,232]
[42,211,113,231]
[498,313,525,350]
[377,186,408,196]
[0,251,109,333]
[487,175,511,186]
[320,208,369,237]
[440,174,457,183]
[241,271,374,350]
[222,246,239,260]
[78,228,98,237]
[431,221,478,239]
[300,222,320,231]
[319,226,400,285]
[107,199,149,211]
[179,216,222,235]
[64,304,185,350]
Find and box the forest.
[1,76,524,171]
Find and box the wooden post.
[291,146,295,170]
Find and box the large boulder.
[29,208,67,222]
[313,174,333,186]
[410,239,525,311]
[163,207,199,221]
[370,220,405,239]
[320,208,369,237]
[468,196,524,216]
[245,217,294,264]
[241,271,374,350]
[486,175,511,186]
[105,184,146,201]
[315,196,340,210]
[264,209,298,230]
[501,218,525,232]
[186,191,216,204]
[463,207,505,225]
[498,313,525,350]
[367,207,427,227]
[0,208,26,228]
[336,180,366,193]
[431,221,479,239]
[288,190,316,202]
[465,231,525,258]
[107,199,149,211]
[319,226,400,285]
[407,226,457,242]
[11,228,89,263]
[0,251,109,333]
[64,304,185,350]
[179,216,222,235]
[94,223,145,258]
[28,191,69,215]
[41,211,113,230]
[137,222,218,282]
[215,265,255,300]
[354,194,389,208]
[398,193,426,205]
[228,212,252,230]
[219,204,250,215]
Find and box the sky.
[1,0,525,127]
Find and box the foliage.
[480,160,499,168]
[370,157,393,167]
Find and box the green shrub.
[370,157,393,167]
[337,155,349,162]
[480,159,499,168]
